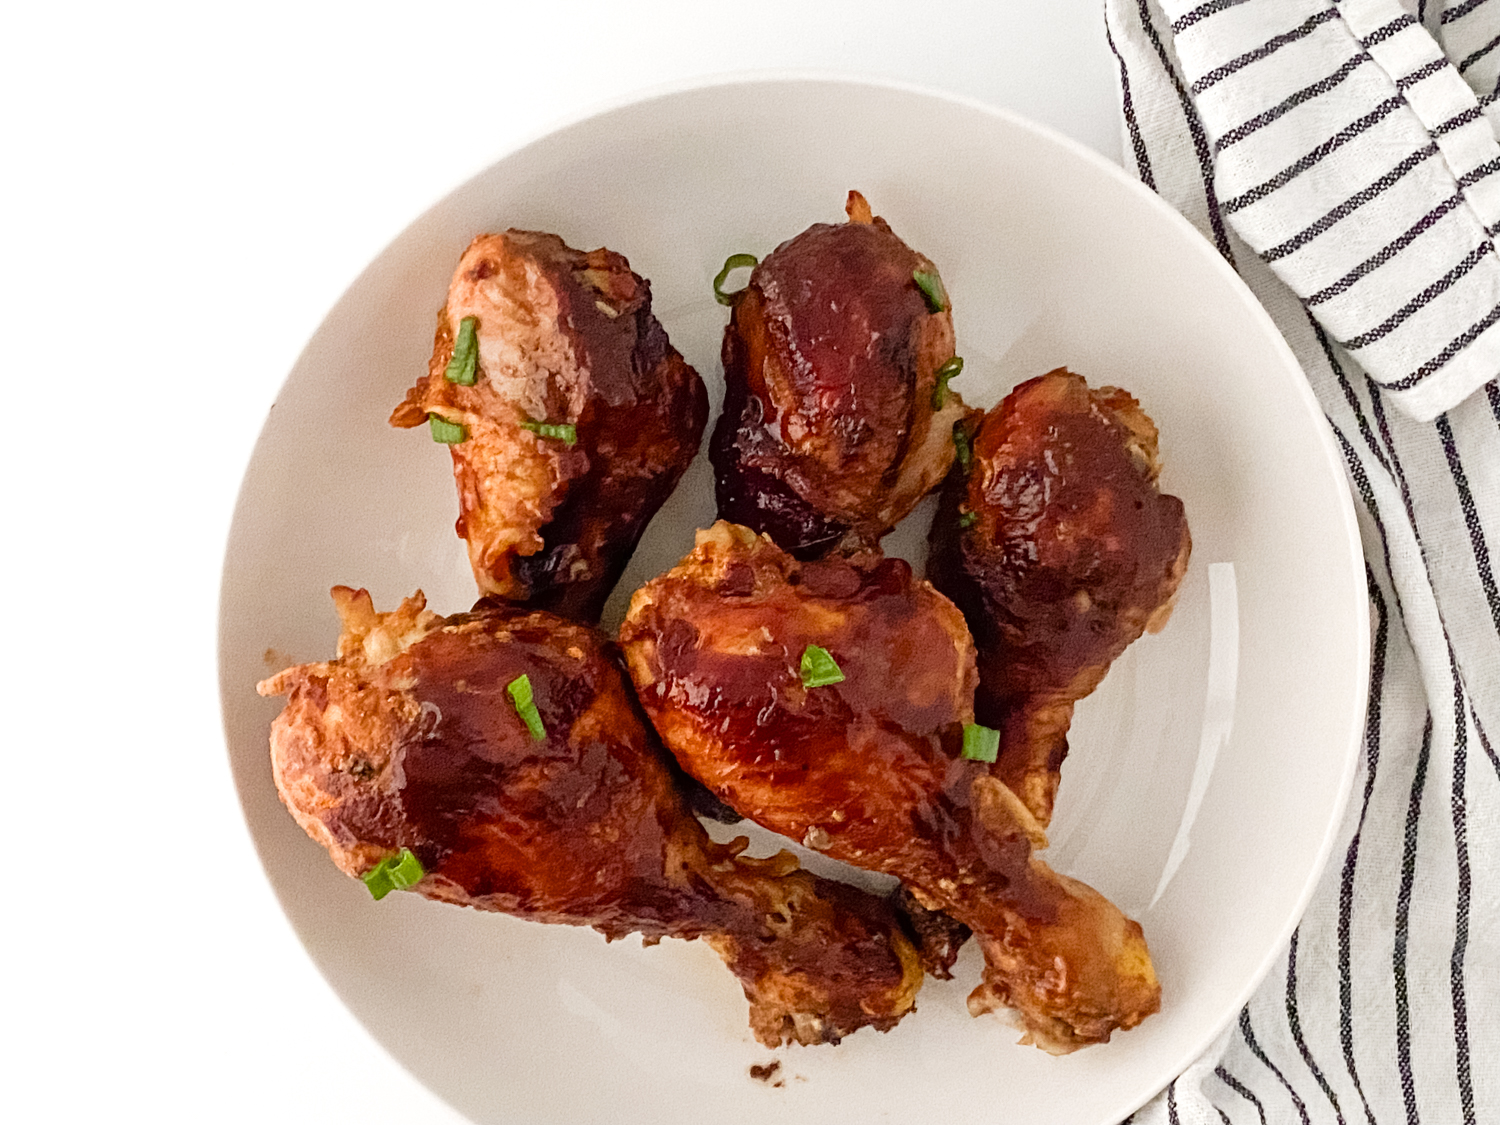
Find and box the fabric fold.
[1159,0,1500,420]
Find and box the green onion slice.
[959,510,979,530]
[800,644,846,688]
[428,413,467,444]
[507,673,546,740]
[713,253,759,307]
[952,421,973,473]
[519,418,578,447]
[363,847,425,901]
[932,356,964,409]
[913,269,949,313]
[444,316,479,385]
[961,723,1000,763]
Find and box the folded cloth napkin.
[1104,1,1500,1122]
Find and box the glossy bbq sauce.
[963,373,1188,695]
[709,218,935,554]
[383,612,920,1029]
[754,221,925,439]
[711,300,849,557]
[632,542,1062,923]
[395,617,677,920]
[501,238,707,622]
[395,612,839,943]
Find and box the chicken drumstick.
[391,230,708,623]
[620,523,1160,1052]
[710,192,971,557]
[928,370,1191,826]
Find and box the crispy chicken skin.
[928,371,1191,826]
[619,524,1160,1052]
[258,588,921,1047]
[391,231,708,623]
[710,192,972,557]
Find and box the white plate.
[218,77,1368,1125]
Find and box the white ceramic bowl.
[218,77,1368,1125]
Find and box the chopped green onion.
[959,510,979,529]
[507,673,546,740]
[519,418,578,446]
[713,253,759,307]
[932,356,964,409]
[962,723,1000,763]
[913,269,949,313]
[386,848,424,887]
[800,644,846,688]
[362,847,425,901]
[428,413,467,444]
[952,421,972,473]
[444,316,479,385]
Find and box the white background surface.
[2,3,1121,1122]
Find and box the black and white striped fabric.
[1104,1,1500,1122]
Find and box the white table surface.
[2,3,1121,1121]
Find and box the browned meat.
[710,192,972,557]
[893,886,972,980]
[258,588,922,1047]
[619,524,1160,1052]
[391,231,708,623]
[928,370,1191,826]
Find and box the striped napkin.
[1104,2,1500,1122]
